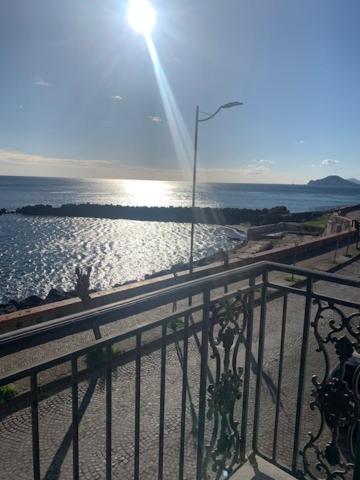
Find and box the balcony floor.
[232,456,297,480]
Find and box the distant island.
[307,175,360,187]
[348,178,360,185]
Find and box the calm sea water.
[1,175,360,303]
[2,175,360,211]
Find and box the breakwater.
[15,203,324,225]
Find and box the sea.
[1,175,360,304]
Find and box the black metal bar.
[272,293,288,461]
[158,322,167,480]
[291,277,313,473]
[106,345,112,480]
[134,333,141,480]
[0,283,265,390]
[71,358,79,480]
[196,289,211,480]
[266,281,360,310]
[0,303,202,388]
[307,292,360,310]
[266,282,307,297]
[179,314,189,480]
[210,284,261,305]
[252,269,268,452]
[240,274,256,462]
[266,260,360,287]
[31,373,41,480]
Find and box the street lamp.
[189,101,243,274]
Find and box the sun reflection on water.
[117,179,174,206]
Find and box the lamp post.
[189,102,243,275]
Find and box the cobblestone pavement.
[0,254,359,479]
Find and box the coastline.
[1,203,358,315]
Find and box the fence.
[0,260,359,479]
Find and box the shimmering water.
[1,175,360,303]
[0,214,240,303]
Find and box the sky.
[1,0,360,183]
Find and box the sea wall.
[0,228,357,334]
[14,203,325,226]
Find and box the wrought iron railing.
[0,260,359,479]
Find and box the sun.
[127,0,156,35]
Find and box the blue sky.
[1,0,360,183]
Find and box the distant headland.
[307,175,360,187]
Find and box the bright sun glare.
[127,0,194,176]
[127,0,156,35]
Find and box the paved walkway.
[0,244,359,479]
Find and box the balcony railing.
[0,260,359,479]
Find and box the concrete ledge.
[231,456,296,479]
[247,221,309,240]
[0,229,357,334]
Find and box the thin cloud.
[16,104,23,109]
[0,148,306,183]
[322,158,339,165]
[198,167,301,184]
[111,95,123,101]
[311,158,339,168]
[246,159,275,174]
[257,159,275,165]
[148,115,162,123]
[297,139,305,144]
[0,149,111,169]
[33,76,50,87]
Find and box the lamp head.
[221,101,244,109]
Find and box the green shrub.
[0,385,16,404]
[301,215,329,234]
[285,274,306,284]
[169,318,184,331]
[85,346,120,368]
[301,224,325,234]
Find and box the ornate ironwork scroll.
[203,292,250,479]
[300,299,360,479]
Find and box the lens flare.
[127,0,227,237]
[145,35,193,174]
[142,36,226,223]
[127,0,156,35]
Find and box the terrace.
[0,258,359,479]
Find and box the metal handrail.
[0,282,259,388]
[0,261,266,356]
[1,259,360,358]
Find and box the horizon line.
[0,173,309,186]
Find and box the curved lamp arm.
[198,101,243,123]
